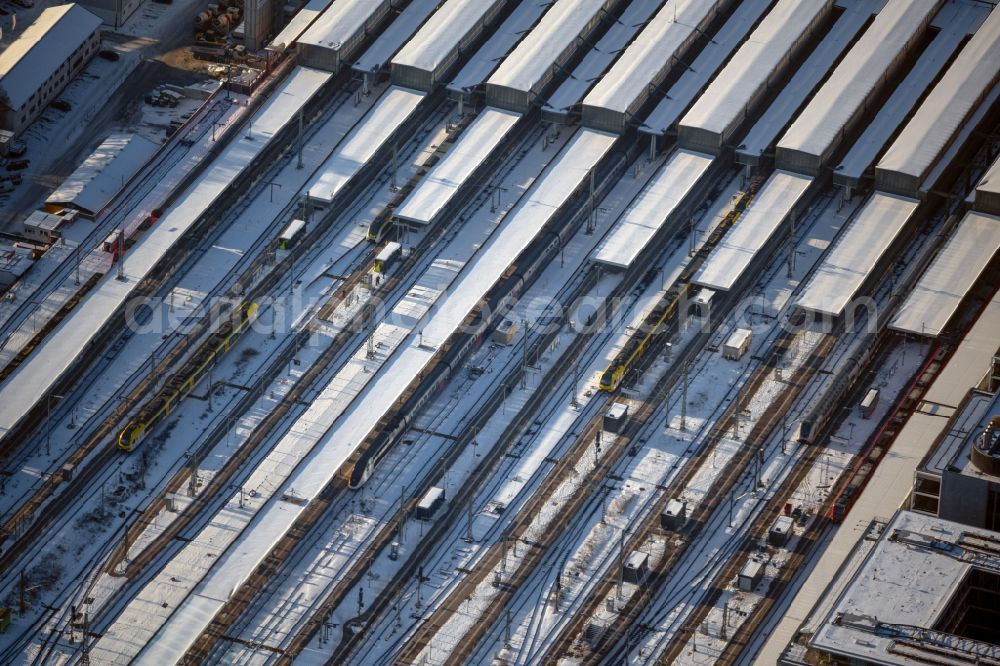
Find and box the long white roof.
[114,130,617,665]
[486,0,609,95]
[448,0,548,93]
[352,0,439,73]
[0,66,332,444]
[298,0,385,50]
[543,0,662,116]
[693,171,812,292]
[0,4,102,111]
[391,0,500,75]
[307,86,425,204]
[796,193,918,317]
[876,4,1000,189]
[890,212,1000,337]
[641,0,771,136]
[583,0,720,116]
[267,0,334,51]
[835,5,978,185]
[46,133,159,215]
[592,149,712,269]
[811,511,998,665]
[735,0,876,161]
[395,107,520,225]
[679,0,829,140]
[777,0,939,167]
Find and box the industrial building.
[787,510,1000,666]
[911,372,1000,530]
[0,4,102,136]
[79,0,143,27]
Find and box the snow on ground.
[86,109,573,664]
[500,188,868,661]
[0,77,400,660]
[663,341,928,666]
[310,167,745,665]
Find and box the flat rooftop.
[810,510,1000,665]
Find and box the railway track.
[0,66,357,581]
[152,107,551,664]
[384,164,745,666]
[204,127,642,664]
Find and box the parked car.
[6,139,27,157]
[50,99,71,112]
[6,159,29,171]
[99,49,120,61]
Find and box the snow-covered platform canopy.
[677,0,830,156]
[395,107,520,226]
[352,0,439,75]
[485,0,617,113]
[266,0,333,53]
[0,65,331,445]
[834,2,982,189]
[796,193,918,318]
[693,170,812,292]
[775,0,940,177]
[297,0,390,72]
[446,0,548,95]
[581,0,724,133]
[890,211,1000,337]
[736,0,874,166]
[390,0,506,92]
[46,133,158,216]
[542,0,660,121]
[307,86,424,205]
[592,149,712,270]
[875,3,1000,198]
[640,0,771,138]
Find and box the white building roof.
[543,0,661,117]
[352,0,439,73]
[582,0,720,118]
[678,0,829,146]
[0,4,102,111]
[735,0,875,163]
[395,107,520,225]
[486,0,609,97]
[776,0,939,172]
[810,510,1000,665]
[417,486,445,510]
[391,0,500,75]
[0,66,331,444]
[875,4,1000,195]
[640,0,771,137]
[796,193,917,317]
[694,170,812,292]
[447,0,549,93]
[592,149,712,269]
[46,133,158,215]
[267,0,334,51]
[725,328,752,350]
[298,0,385,51]
[890,212,1000,337]
[306,86,425,204]
[834,4,978,186]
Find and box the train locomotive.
[118,301,259,452]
